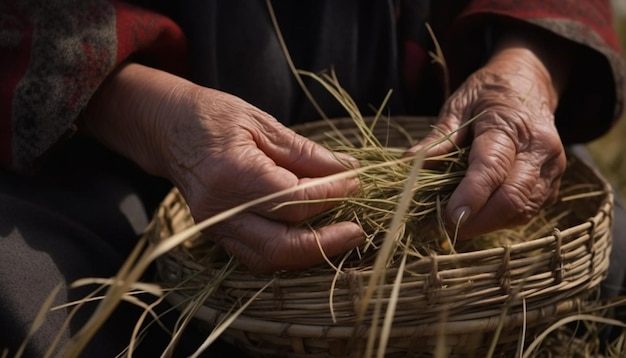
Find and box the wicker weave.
[146,117,613,357]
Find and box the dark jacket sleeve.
[0,0,188,173]
[438,0,625,144]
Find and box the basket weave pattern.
[147,117,613,357]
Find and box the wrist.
[81,63,191,179]
[488,22,575,111]
[487,46,559,111]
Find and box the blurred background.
[587,0,626,201]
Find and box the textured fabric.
[0,0,624,172]
[165,0,625,140]
[0,138,161,357]
[169,0,403,125]
[0,0,187,173]
[0,138,243,357]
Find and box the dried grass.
[7,2,626,358]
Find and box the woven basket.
[146,116,613,357]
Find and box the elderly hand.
[406,31,570,239]
[83,63,363,273]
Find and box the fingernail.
[452,206,471,226]
[346,177,361,195]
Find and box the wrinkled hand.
[162,87,364,272]
[84,63,363,273]
[406,44,567,239]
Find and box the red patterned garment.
[0,0,188,172]
[0,0,623,172]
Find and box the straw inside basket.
[146,116,613,357]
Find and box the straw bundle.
[146,115,613,357]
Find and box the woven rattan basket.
[146,116,613,357]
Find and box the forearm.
[80,62,191,178]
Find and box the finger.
[242,121,362,222]
[254,119,359,177]
[444,128,516,233]
[452,167,549,239]
[211,213,364,273]
[243,155,360,223]
[264,176,361,224]
[452,183,527,239]
[452,166,536,239]
[196,138,359,223]
[451,152,560,239]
